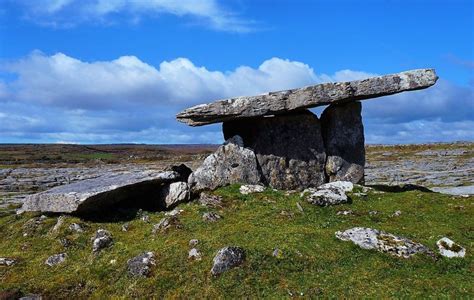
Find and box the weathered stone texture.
[177,69,438,126]
[224,110,326,190]
[321,102,365,183]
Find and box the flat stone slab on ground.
[21,171,181,214]
[177,69,437,126]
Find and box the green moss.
[440,240,463,252]
[0,185,473,298]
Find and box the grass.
[0,185,472,298]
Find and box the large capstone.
[188,136,262,193]
[321,102,365,183]
[223,110,326,190]
[21,170,187,214]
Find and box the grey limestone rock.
[0,257,16,266]
[45,253,67,266]
[239,184,265,195]
[160,181,190,209]
[321,101,365,183]
[336,227,431,258]
[22,171,182,214]
[301,181,353,206]
[188,136,262,193]
[91,229,113,253]
[437,237,465,258]
[127,252,156,277]
[203,212,222,222]
[223,110,326,190]
[211,246,246,276]
[177,69,438,126]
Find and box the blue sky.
[0,0,472,144]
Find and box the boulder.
[45,253,67,266]
[211,246,246,276]
[21,171,183,214]
[188,136,262,193]
[321,102,365,183]
[127,252,156,277]
[91,229,113,253]
[436,237,466,258]
[336,227,432,258]
[223,110,326,190]
[159,181,190,209]
[177,69,438,126]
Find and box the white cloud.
[14,0,254,32]
[0,52,472,144]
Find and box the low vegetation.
[0,185,472,298]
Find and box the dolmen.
[178,69,438,192]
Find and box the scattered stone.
[189,239,199,247]
[160,181,190,209]
[188,136,262,193]
[0,257,16,266]
[321,102,365,184]
[164,208,184,217]
[121,223,129,232]
[353,192,368,198]
[223,111,327,190]
[198,193,223,208]
[337,210,353,215]
[91,229,113,253]
[188,248,202,261]
[203,212,222,222]
[127,252,156,277]
[45,253,67,266]
[22,170,183,213]
[272,248,283,258]
[437,237,466,258]
[303,188,348,206]
[50,216,65,233]
[239,184,265,195]
[152,216,181,233]
[177,69,438,126]
[391,210,402,217]
[296,202,304,213]
[69,223,84,233]
[141,214,150,223]
[59,237,72,248]
[369,211,379,215]
[335,227,431,258]
[210,246,246,276]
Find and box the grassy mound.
[0,185,472,298]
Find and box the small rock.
[211,246,246,276]
[91,229,113,253]
[19,294,42,300]
[369,211,379,215]
[188,248,202,260]
[335,227,431,258]
[69,223,84,232]
[337,210,353,216]
[45,253,67,266]
[59,237,72,248]
[152,216,181,233]
[203,212,222,222]
[121,223,129,232]
[353,192,368,197]
[198,193,223,208]
[110,259,117,264]
[0,257,16,266]
[391,210,402,217]
[239,184,265,195]
[50,216,65,233]
[296,202,304,213]
[127,252,155,277]
[304,188,348,206]
[141,214,150,223]
[272,248,283,258]
[189,239,199,247]
[165,208,184,217]
[437,237,466,258]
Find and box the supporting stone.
[223,110,326,190]
[321,102,365,183]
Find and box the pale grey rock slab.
[21,171,180,214]
[321,101,365,184]
[223,110,326,190]
[432,185,474,196]
[160,181,190,209]
[211,246,246,276]
[335,227,431,258]
[45,253,67,266]
[177,69,438,126]
[239,184,265,195]
[301,181,353,206]
[188,136,262,193]
[437,237,466,258]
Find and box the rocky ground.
[1,142,472,210]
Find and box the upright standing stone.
[321,102,365,183]
[224,110,326,190]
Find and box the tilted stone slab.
[21,171,181,214]
[177,69,437,126]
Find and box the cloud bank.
[0,52,472,144]
[12,0,254,32]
